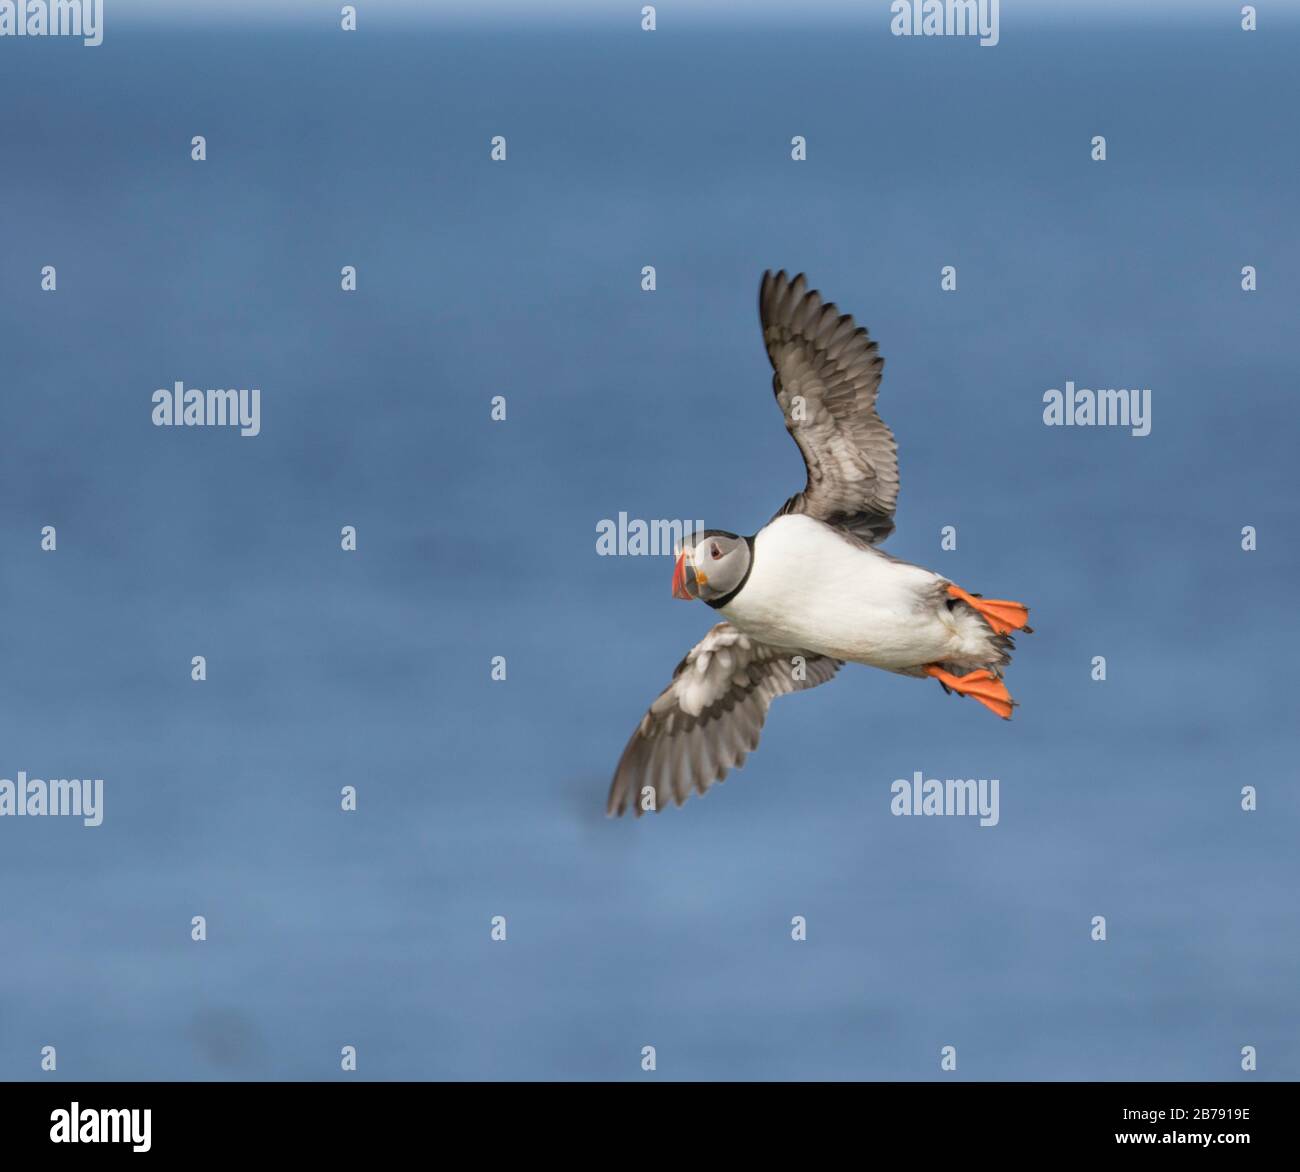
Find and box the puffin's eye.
[711,544,722,560]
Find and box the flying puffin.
[607,270,1033,817]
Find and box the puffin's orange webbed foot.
[946,584,1033,636]
[925,665,1016,720]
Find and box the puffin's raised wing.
[607,623,840,817]
[760,269,899,544]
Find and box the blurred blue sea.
[0,5,1297,1079]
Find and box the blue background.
[1,2,1296,1079]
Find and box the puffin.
[607,270,1033,817]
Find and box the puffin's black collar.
[705,535,757,610]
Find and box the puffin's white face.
[671,531,750,604]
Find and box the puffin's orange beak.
[672,550,697,600]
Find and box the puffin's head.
[671,530,750,604]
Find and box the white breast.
[718,514,956,669]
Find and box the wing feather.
[760,269,899,544]
[607,623,841,817]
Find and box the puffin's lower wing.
[607,623,841,817]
